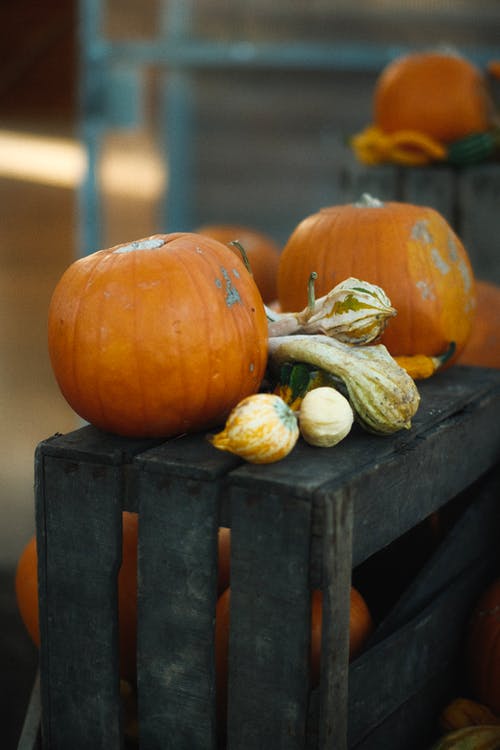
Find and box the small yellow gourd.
[394,343,456,380]
[299,387,354,447]
[209,393,299,464]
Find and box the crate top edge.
[35,425,165,466]
[37,366,500,479]
[220,366,500,494]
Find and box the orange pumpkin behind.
[374,51,493,143]
[277,196,476,364]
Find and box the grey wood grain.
[317,490,353,750]
[227,486,312,750]
[35,451,123,750]
[368,464,500,643]
[458,164,500,283]
[135,471,220,750]
[346,557,495,746]
[400,166,456,225]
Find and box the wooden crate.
[28,366,500,750]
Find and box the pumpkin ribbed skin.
[196,224,281,303]
[48,233,268,438]
[374,52,492,143]
[277,200,476,363]
[466,578,500,715]
[457,280,500,368]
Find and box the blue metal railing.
[77,0,500,255]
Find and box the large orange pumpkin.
[15,511,139,680]
[374,51,493,143]
[196,224,281,304]
[466,577,500,714]
[277,197,476,363]
[457,280,500,368]
[48,233,268,438]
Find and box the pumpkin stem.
[307,271,318,312]
[354,193,384,208]
[437,341,456,366]
[229,240,253,275]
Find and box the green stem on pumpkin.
[437,341,456,367]
[229,240,253,275]
[354,193,384,208]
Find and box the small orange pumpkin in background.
[196,223,281,304]
[277,195,476,365]
[373,51,493,143]
[48,233,268,438]
[466,577,500,714]
[457,280,500,368]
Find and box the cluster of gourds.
[350,50,500,166]
[210,272,421,462]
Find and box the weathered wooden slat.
[457,164,500,283]
[400,166,456,225]
[35,451,123,750]
[336,162,399,204]
[317,489,354,750]
[226,486,312,750]
[349,663,459,750]
[346,557,496,747]
[308,551,496,748]
[135,469,220,750]
[368,463,500,643]
[347,376,500,568]
[37,424,161,465]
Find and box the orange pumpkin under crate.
[19,366,500,750]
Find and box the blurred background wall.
[1,1,499,746]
